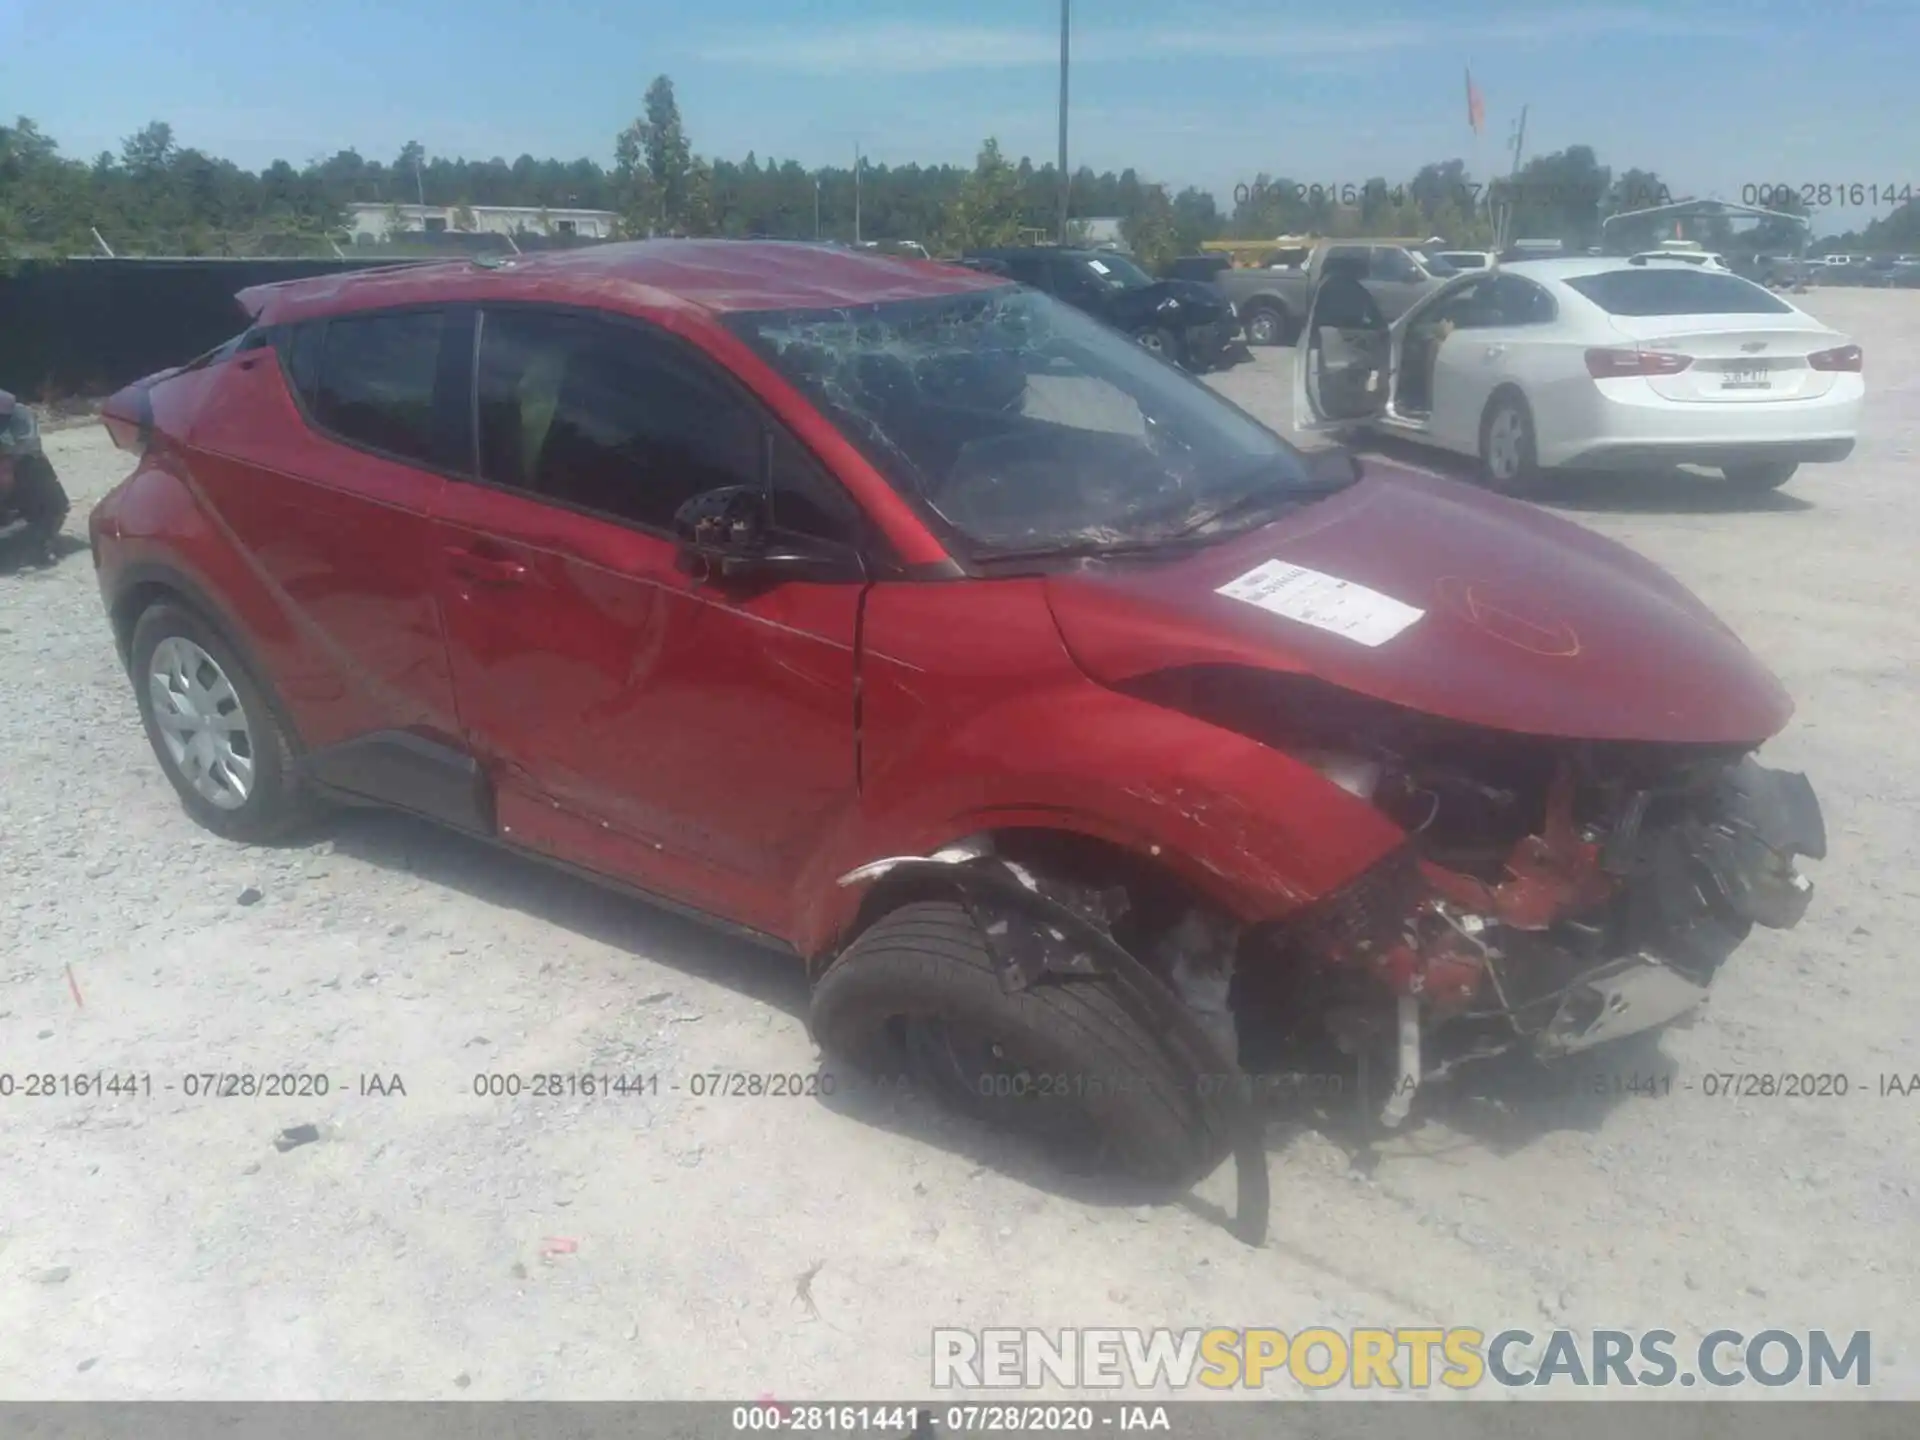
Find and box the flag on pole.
[1466,68,1485,135]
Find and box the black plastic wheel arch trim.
[841,856,1271,1247]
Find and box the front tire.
[1135,327,1184,367]
[129,601,314,843]
[1722,461,1798,491]
[810,900,1229,1186]
[1478,391,1543,496]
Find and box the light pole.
[813,176,821,240]
[1496,104,1528,252]
[1057,0,1070,243]
[854,142,863,245]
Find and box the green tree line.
[4,74,1906,267]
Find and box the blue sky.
[2,0,1914,232]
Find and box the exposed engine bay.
[856,671,1828,1134]
[1243,741,1825,1118]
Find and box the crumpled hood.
[1044,460,1793,744]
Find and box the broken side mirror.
[672,485,867,586]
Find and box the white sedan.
[1292,256,1863,493]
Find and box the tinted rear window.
[312,310,448,464]
[1563,269,1791,316]
[1006,256,1051,287]
[1323,246,1369,279]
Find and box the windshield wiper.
[975,535,1212,565]
[1164,486,1296,541]
[975,451,1364,565]
[1164,454,1359,542]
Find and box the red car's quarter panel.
[177,350,462,747]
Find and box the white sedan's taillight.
[1808,344,1863,372]
[1585,347,1693,378]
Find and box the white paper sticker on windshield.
[1086,258,1112,275]
[1217,560,1424,647]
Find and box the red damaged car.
[90,242,1824,1240]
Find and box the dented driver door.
[431,306,864,939]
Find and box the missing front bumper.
[1532,955,1710,1059]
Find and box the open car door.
[1292,270,1391,431]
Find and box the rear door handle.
[1484,345,1506,359]
[444,547,528,586]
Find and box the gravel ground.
[1,289,1915,1400]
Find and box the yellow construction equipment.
[1202,236,1316,267]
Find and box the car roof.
[1490,256,1743,282]
[968,246,1111,260]
[236,239,1007,327]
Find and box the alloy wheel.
[147,636,256,810]
[1486,406,1527,483]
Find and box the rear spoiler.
[101,306,293,456]
[99,326,272,455]
[100,373,159,456]
[233,259,440,327]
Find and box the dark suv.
[961,246,1237,370]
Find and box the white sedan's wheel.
[1478,393,1542,496]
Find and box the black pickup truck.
[959,246,1238,371]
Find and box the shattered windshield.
[725,285,1325,559]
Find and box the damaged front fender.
[795,648,1411,958]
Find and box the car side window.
[1485,274,1557,325]
[274,321,324,407]
[310,310,447,465]
[1370,247,1424,283]
[475,308,863,547]
[476,308,764,532]
[1322,245,1370,280]
[769,429,863,545]
[1007,255,1055,291]
[1428,277,1494,326]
